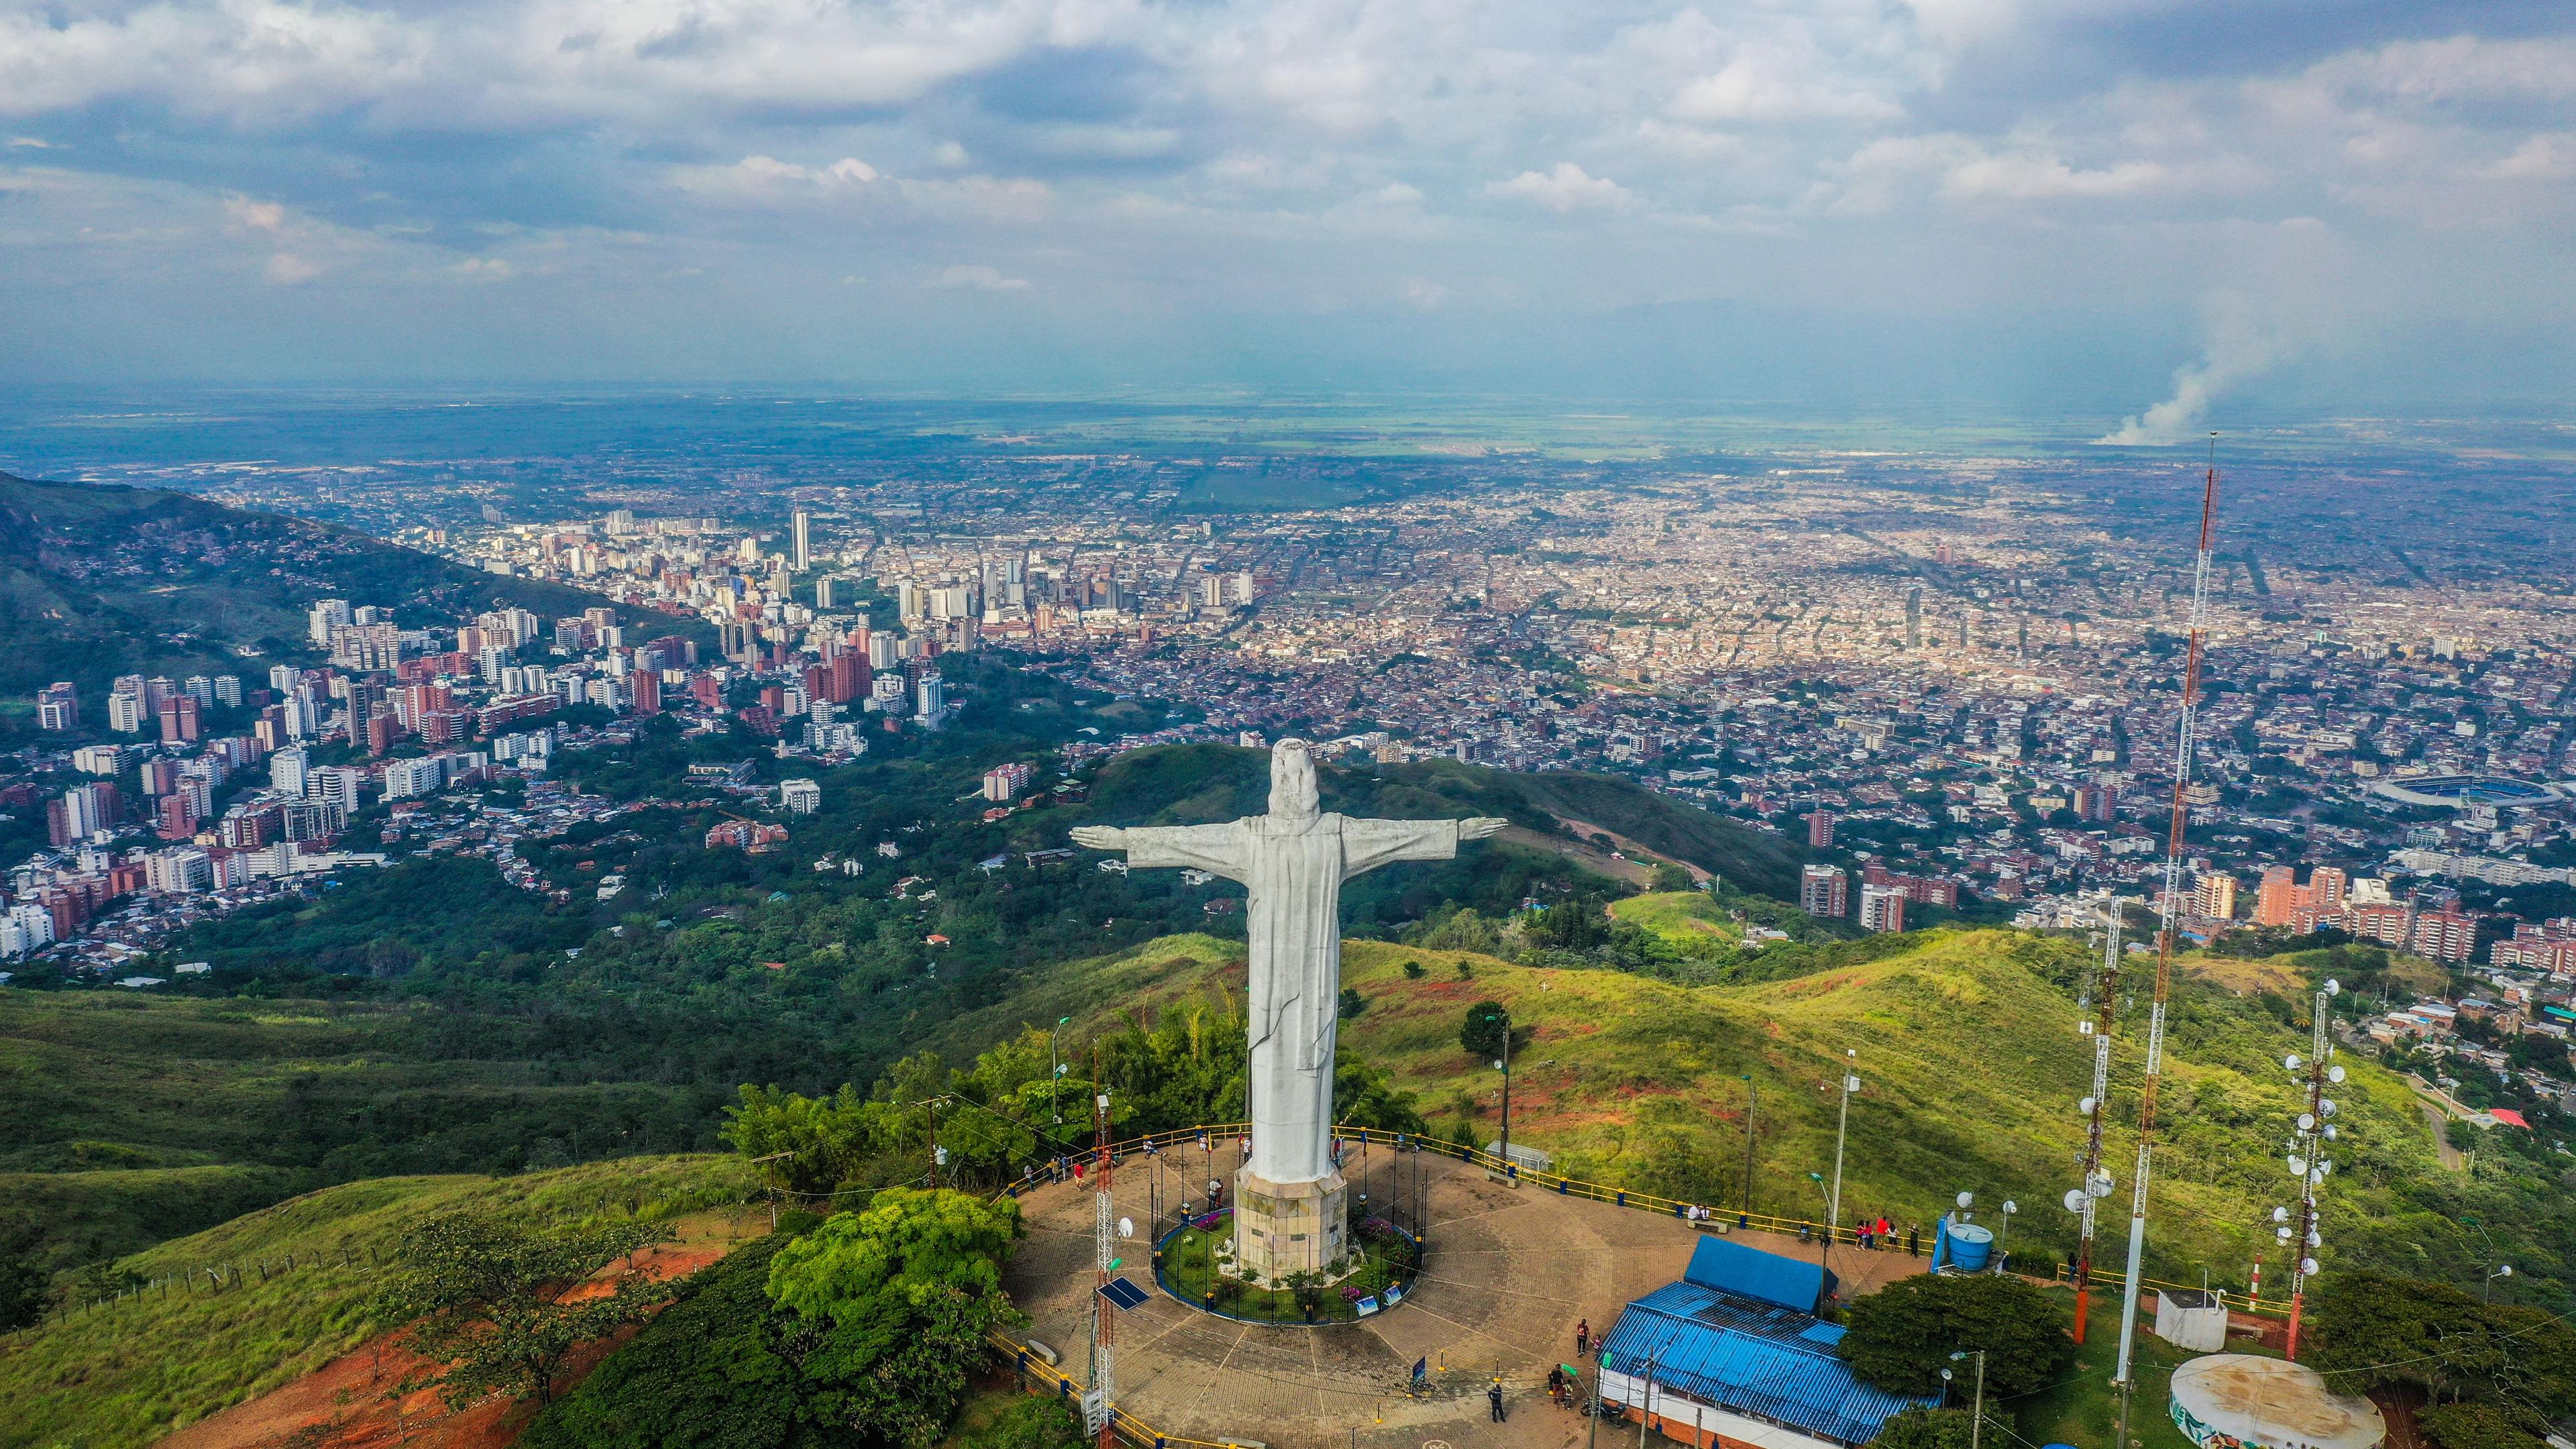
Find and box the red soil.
[156,1238,732,1449]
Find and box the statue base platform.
[1230,1168,1350,1287]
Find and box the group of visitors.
[1851,1216,1922,1255]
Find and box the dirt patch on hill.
[157,1234,736,1449]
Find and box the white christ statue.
[1072,739,1503,1285]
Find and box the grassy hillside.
[1085,743,1802,900]
[0,1154,748,1449]
[0,989,739,1273]
[0,471,654,727]
[1025,926,2550,1301]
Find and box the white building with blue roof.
[1599,1236,1936,1449]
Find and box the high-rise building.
[107,690,147,735]
[779,777,822,814]
[2193,873,2239,920]
[1799,864,1847,920]
[1858,884,1907,934]
[792,508,812,570]
[2309,867,2349,912]
[913,673,946,727]
[1805,810,1837,850]
[158,695,203,744]
[814,577,837,608]
[36,682,77,732]
[272,746,311,798]
[630,669,661,716]
[2411,909,2478,964]
[983,761,1034,802]
[2253,865,2300,926]
[1904,587,1923,649]
[213,674,243,708]
[308,598,353,645]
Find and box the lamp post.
[2484,1263,2513,1303]
[1994,1201,2017,1274]
[1741,1073,1759,1218]
[1947,1350,1986,1449]
[1051,1016,1072,1126]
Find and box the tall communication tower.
[2063,904,2121,1343]
[2114,437,2221,1437]
[2278,979,2345,1360]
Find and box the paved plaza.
[1003,1146,1928,1449]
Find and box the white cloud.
[2478,134,2576,182]
[1371,182,1423,205]
[1487,162,1627,213]
[930,263,1030,290]
[264,252,323,284]
[224,195,289,231]
[1670,52,1902,123]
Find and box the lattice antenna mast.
[2279,979,2344,1360]
[2114,436,2220,1394]
[2066,905,2121,1344]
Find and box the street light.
[1740,1073,1759,1219]
[1994,1200,2017,1274]
[1949,1350,1986,1449]
[2485,1263,2514,1303]
[1051,1016,1071,1126]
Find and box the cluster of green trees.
[420,1187,1035,1449]
[2309,1271,2576,1449]
[726,1006,1429,1201]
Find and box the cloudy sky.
[3,0,2570,421]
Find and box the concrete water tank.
[2155,1289,2230,1352]
[2169,1354,2385,1449]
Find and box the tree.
[1460,1000,1511,1059]
[764,1188,1024,1448]
[722,1083,875,1195]
[1872,1407,1976,1449]
[1838,1274,2072,1398]
[1338,987,1366,1020]
[0,1255,47,1333]
[379,1210,673,1407]
[2308,1273,2576,1415]
[2422,1404,2543,1449]
[519,1238,804,1449]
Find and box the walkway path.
[1004,1148,1923,1449]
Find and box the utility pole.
[2116,434,2222,1449]
[1825,1049,1858,1276]
[1948,1351,1986,1449]
[928,1097,941,1190]
[1051,1016,1071,1126]
[1497,1006,1515,1171]
[751,1150,792,1231]
[1087,1049,1118,1448]
[1741,1073,1759,1218]
[1638,1345,1663,1449]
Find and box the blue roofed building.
[1597,1237,1935,1449]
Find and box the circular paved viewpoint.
[1002,1148,1928,1449]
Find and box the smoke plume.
[2098,312,2292,445]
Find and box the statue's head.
[1269,739,1320,820]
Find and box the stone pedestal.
[1232,1167,1349,1287]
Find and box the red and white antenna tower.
[2114,435,2221,1431]
[1086,1053,1118,1448]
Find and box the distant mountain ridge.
[0,470,619,716]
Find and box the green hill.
[0,470,667,728]
[1022,926,2550,1303]
[0,1155,748,1449]
[1084,743,1803,898]
[0,988,737,1275]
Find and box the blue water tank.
[1945,1220,1993,1272]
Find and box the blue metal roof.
[1684,1234,1837,1313]
[1601,1285,1933,1447]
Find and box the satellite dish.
[1956,1191,1975,1209]
[2088,1171,2115,1198]
[2324,979,2341,996]
[2288,1156,2308,1175]
[2285,1054,2303,1072]
[2320,1099,2339,1116]
[2302,1257,2320,1276]
[1118,1217,1134,1239]
[2003,1200,2018,1214]
[2307,1229,2322,1248]
[2277,1226,2294,1241]
[2272,1206,2290,1223]
[2323,1124,2339,1141]
[2297,1113,2316,1132]
[2078,1095,2098,1116]
[2064,1188,2088,1213]
[2328,1065,2347,1084]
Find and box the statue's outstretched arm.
[1339,816,1510,877]
[1072,821,1250,880]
